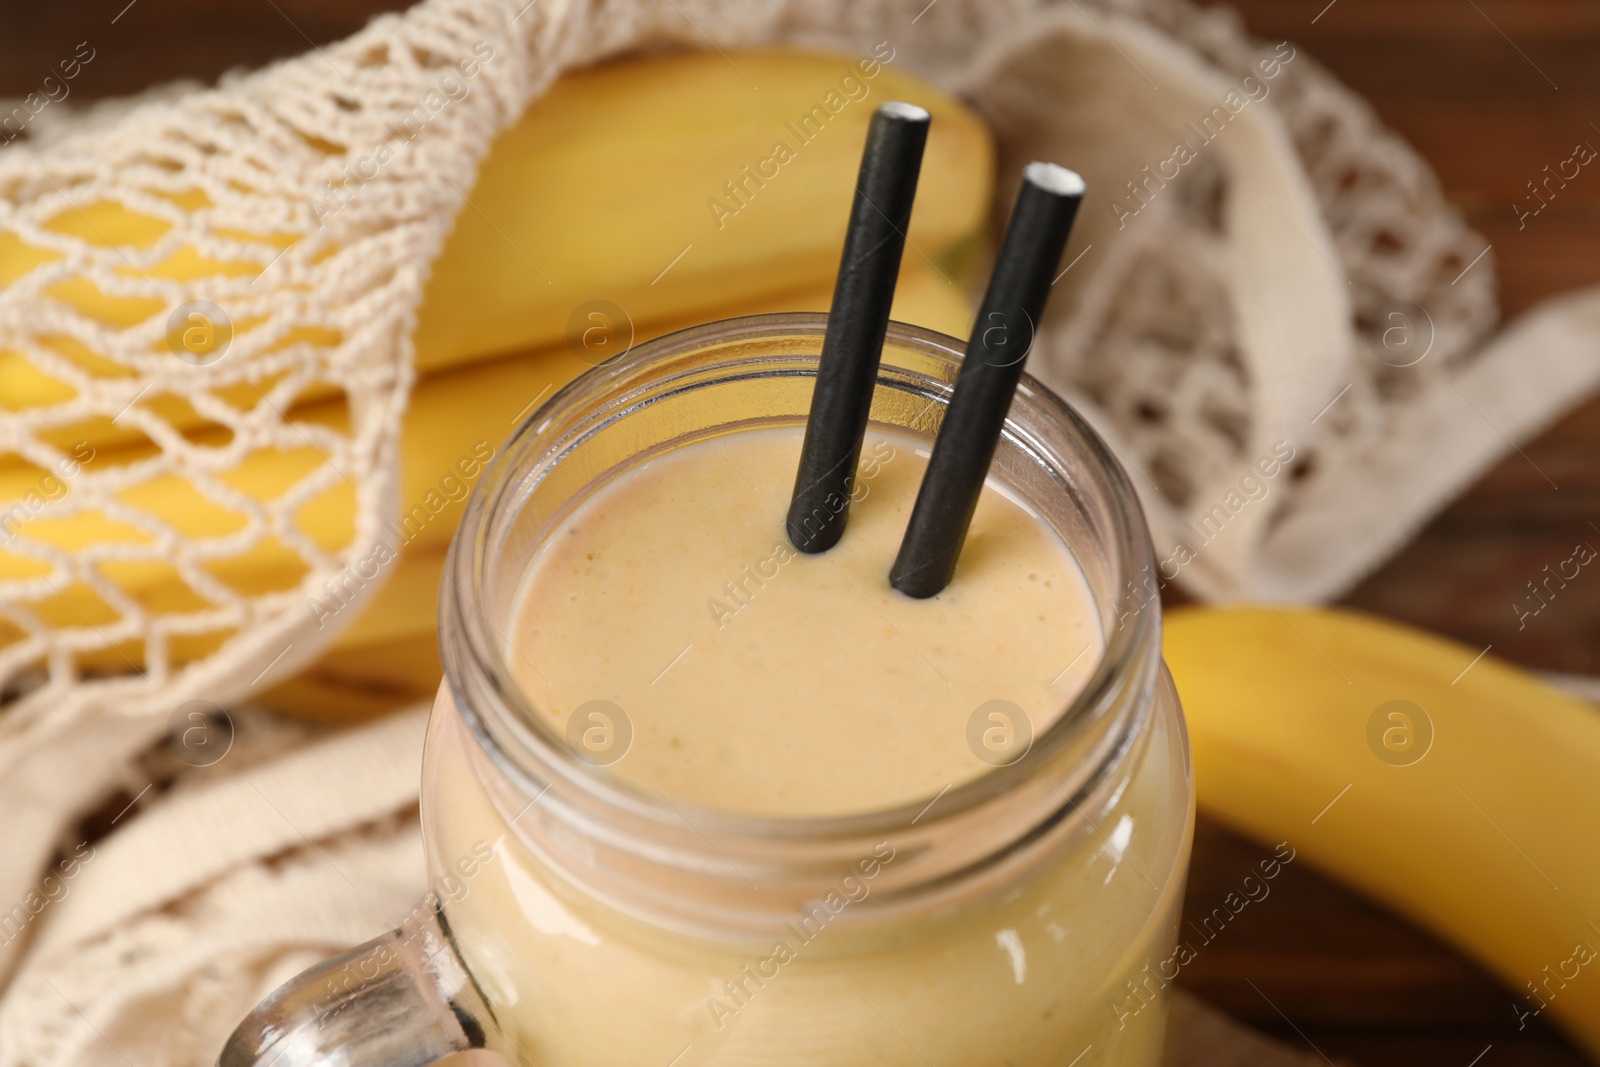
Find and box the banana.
[413,47,990,372]
[1164,606,1600,1057]
[1,45,992,677]
[16,256,976,677]
[263,633,445,721]
[0,49,992,453]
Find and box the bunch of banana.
[0,49,995,709]
[1165,606,1600,1058]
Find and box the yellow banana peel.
[262,633,445,722]
[413,46,990,373]
[0,48,992,449]
[21,257,974,678]
[1166,606,1600,1057]
[1,45,990,679]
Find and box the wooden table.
[5,1,1596,1062]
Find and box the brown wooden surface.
[5,1,1598,1063]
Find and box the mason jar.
[222,313,1194,1067]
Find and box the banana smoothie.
[424,423,1191,1065]
[505,426,1097,815]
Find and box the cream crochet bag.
[2,0,1597,1061]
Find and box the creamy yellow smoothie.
[503,427,1098,816]
[424,424,1191,1065]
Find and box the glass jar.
[222,313,1193,1067]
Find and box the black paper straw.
[889,162,1085,598]
[786,101,932,554]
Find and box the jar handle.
[219,904,492,1067]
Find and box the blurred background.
[3,0,1596,1063]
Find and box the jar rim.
[438,312,1164,928]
